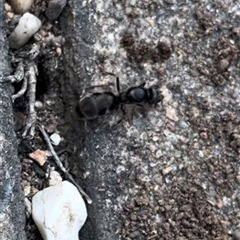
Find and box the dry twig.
[22,64,37,137]
[38,124,92,204]
[2,44,41,137]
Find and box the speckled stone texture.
[59,0,240,239]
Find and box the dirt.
[121,33,174,66]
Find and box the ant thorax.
[128,88,146,102]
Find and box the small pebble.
[48,170,62,186]
[45,150,53,157]
[162,166,172,175]
[152,136,159,142]
[4,3,12,11]
[150,162,157,167]
[35,101,43,109]
[200,132,208,139]
[56,47,62,56]
[149,144,156,153]
[50,133,61,146]
[7,12,14,21]
[130,212,137,221]
[29,149,47,166]
[46,124,57,133]
[153,174,162,184]
[24,184,31,197]
[216,200,224,209]
[218,59,229,72]
[46,100,54,106]
[8,0,33,14]
[39,29,48,37]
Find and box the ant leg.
[116,77,120,93]
[120,104,126,115]
[81,83,114,96]
[83,119,91,132]
[80,88,86,98]
[138,82,146,88]
[112,105,126,128]
[112,118,123,128]
[112,113,123,128]
[91,112,113,130]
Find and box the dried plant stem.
[38,124,92,204]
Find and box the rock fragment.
[48,170,62,186]
[32,181,87,240]
[217,59,229,72]
[50,133,61,146]
[8,12,42,49]
[29,149,47,166]
[7,0,33,14]
[162,166,172,175]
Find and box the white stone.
[48,170,62,186]
[8,12,42,49]
[32,181,87,240]
[7,0,33,14]
[23,184,31,197]
[35,100,43,109]
[50,133,61,146]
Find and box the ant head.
[149,87,164,105]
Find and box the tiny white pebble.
[24,184,31,196]
[149,144,156,153]
[46,100,52,106]
[162,166,172,175]
[45,150,53,157]
[35,100,43,109]
[7,12,14,20]
[4,3,12,12]
[56,47,62,56]
[50,133,61,146]
[152,136,159,142]
[48,171,62,186]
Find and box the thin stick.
[22,64,37,137]
[38,124,92,204]
[12,76,28,102]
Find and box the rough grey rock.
[45,0,67,21]
[0,1,26,239]
[58,0,240,239]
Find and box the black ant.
[76,77,163,126]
